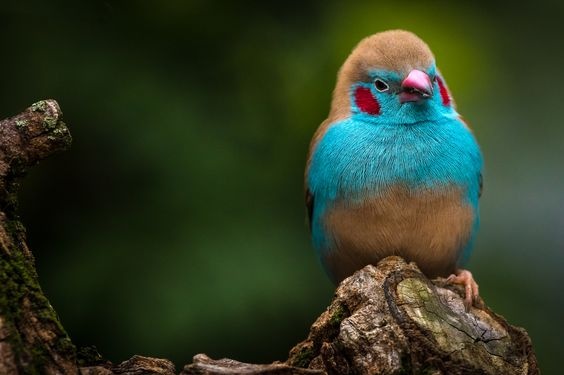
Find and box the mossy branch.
[0,100,75,375]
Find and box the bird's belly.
[322,185,474,282]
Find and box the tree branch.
[0,100,75,375]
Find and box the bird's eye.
[374,79,389,92]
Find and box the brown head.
[328,30,450,122]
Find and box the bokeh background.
[1,0,562,373]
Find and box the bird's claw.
[446,269,479,311]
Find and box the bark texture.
[0,100,75,375]
[0,101,539,374]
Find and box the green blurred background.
[1,0,562,373]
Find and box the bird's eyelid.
[374,78,390,92]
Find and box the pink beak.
[400,70,433,103]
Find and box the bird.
[305,30,483,307]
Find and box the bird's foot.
[446,269,479,311]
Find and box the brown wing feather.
[479,173,483,198]
[306,189,314,229]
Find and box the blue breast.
[307,115,483,263]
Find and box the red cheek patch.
[354,87,380,115]
[436,76,451,106]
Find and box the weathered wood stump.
[285,257,538,374]
[0,101,538,374]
